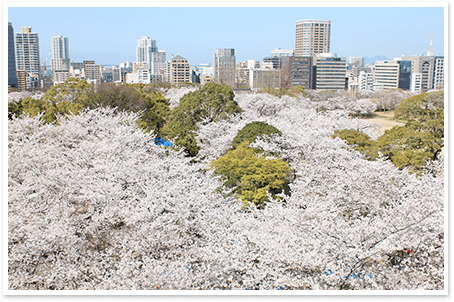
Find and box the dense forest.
[8,79,444,290]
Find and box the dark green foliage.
[90,82,145,111]
[376,91,444,173]
[164,82,242,156]
[42,77,94,106]
[211,141,291,209]
[136,91,171,135]
[231,121,282,150]
[332,129,378,160]
[8,79,171,134]
[8,96,83,124]
[376,125,440,172]
[394,91,444,137]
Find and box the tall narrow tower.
[295,20,331,57]
[427,35,434,56]
[8,22,17,88]
[136,36,158,70]
[51,35,70,71]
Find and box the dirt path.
[365,111,405,133]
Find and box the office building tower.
[280,56,313,90]
[8,22,18,88]
[313,53,346,90]
[373,60,412,90]
[170,55,190,85]
[51,35,70,71]
[136,37,158,70]
[214,48,236,87]
[295,20,330,57]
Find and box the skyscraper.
[15,27,40,76]
[295,20,331,57]
[136,36,158,70]
[213,48,236,87]
[51,35,70,71]
[8,22,17,88]
[15,27,40,89]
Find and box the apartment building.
[15,27,40,89]
[358,70,374,91]
[51,35,70,71]
[170,55,190,85]
[295,20,330,57]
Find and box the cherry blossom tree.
[8,88,444,291]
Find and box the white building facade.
[51,35,70,71]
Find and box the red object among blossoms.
[407,250,412,253]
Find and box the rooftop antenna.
[427,35,434,56]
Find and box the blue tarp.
[154,137,172,147]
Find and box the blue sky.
[7,4,445,66]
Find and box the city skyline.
[7,4,445,66]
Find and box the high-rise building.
[313,53,346,90]
[214,48,236,87]
[295,20,330,57]
[136,37,158,70]
[170,55,190,85]
[51,35,70,71]
[8,22,18,88]
[15,27,40,75]
[15,27,40,89]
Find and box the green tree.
[376,91,444,172]
[231,121,282,150]
[91,82,145,111]
[136,91,171,135]
[332,129,378,160]
[211,141,291,209]
[164,82,242,156]
[394,91,444,137]
[8,96,83,124]
[42,78,94,106]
